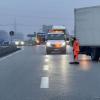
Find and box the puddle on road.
[79,60,91,71]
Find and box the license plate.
[55,44,61,48]
[54,49,59,50]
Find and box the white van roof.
[52,26,66,30]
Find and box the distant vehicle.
[12,40,25,46]
[0,30,10,46]
[0,40,4,46]
[46,32,66,54]
[35,32,46,45]
[3,41,10,46]
[75,6,100,61]
[0,40,10,46]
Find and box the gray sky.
[0,0,100,34]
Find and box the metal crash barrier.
[0,46,20,57]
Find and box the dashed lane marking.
[40,77,49,88]
[45,58,49,62]
[43,65,49,71]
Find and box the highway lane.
[0,46,45,100]
[0,45,100,100]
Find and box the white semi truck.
[74,6,100,61]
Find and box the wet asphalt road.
[0,45,100,100]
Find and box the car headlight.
[36,40,39,43]
[15,41,19,45]
[46,42,51,47]
[62,42,66,46]
[21,41,24,45]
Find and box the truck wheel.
[91,48,99,61]
[46,50,51,55]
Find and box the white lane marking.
[21,46,25,50]
[40,77,49,88]
[45,58,49,62]
[45,55,49,58]
[43,65,49,71]
[0,48,24,62]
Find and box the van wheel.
[46,50,51,55]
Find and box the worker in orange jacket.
[73,37,80,62]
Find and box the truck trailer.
[74,6,100,61]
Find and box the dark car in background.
[0,30,10,46]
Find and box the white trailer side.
[74,6,100,61]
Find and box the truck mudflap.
[79,46,91,55]
[79,46,100,61]
[91,48,100,61]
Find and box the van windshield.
[47,34,65,40]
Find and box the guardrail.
[0,45,20,57]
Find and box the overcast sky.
[0,0,100,34]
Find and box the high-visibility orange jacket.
[73,40,80,53]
